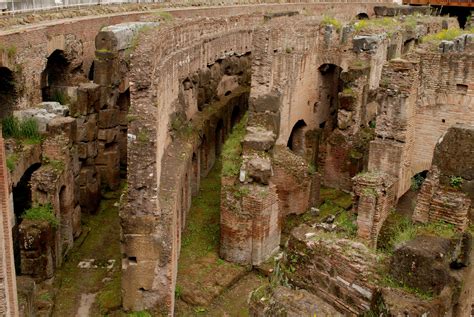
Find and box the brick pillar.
[353,172,397,248]
[0,134,19,316]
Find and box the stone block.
[98,127,119,144]
[249,90,281,112]
[353,35,385,53]
[73,83,100,116]
[47,116,77,142]
[246,156,272,184]
[99,109,120,129]
[390,235,456,295]
[243,126,275,151]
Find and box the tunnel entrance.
[317,63,343,132]
[287,119,308,157]
[41,50,70,102]
[12,163,41,274]
[0,67,17,119]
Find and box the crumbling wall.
[368,37,474,199]
[413,124,474,228]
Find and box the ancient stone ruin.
[0,1,472,316]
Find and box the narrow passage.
[175,160,267,316]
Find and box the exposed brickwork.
[0,136,18,316]
[353,171,397,247]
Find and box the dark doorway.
[0,67,17,119]
[41,50,70,102]
[12,163,41,274]
[287,120,307,157]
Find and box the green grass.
[378,212,457,254]
[2,116,41,142]
[354,17,398,33]
[6,154,18,172]
[221,113,247,177]
[22,203,59,228]
[179,161,222,260]
[380,274,434,300]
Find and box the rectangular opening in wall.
[128,256,137,264]
[456,84,468,93]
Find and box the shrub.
[449,176,463,189]
[2,116,20,138]
[422,28,470,43]
[321,16,342,31]
[22,203,59,228]
[410,173,425,191]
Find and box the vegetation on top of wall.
[2,116,41,143]
[43,157,65,172]
[22,203,59,228]
[378,212,457,254]
[152,10,174,22]
[422,27,474,43]
[222,113,247,177]
[321,15,342,31]
[354,17,398,33]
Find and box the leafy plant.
[449,176,463,189]
[22,203,59,228]
[411,173,425,191]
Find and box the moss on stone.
[221,113,247,177]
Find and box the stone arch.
[356,12,369,20]
[12,163,41,274]
[287,119,308,157]
[41,49,71,102]
[0,67,17,119]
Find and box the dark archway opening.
[356,12,369,20]
[88,61,95,81]
[231,105,241,128]
[200,135,209,179]
[0,67,17,119]
[317,63,343,132]
[215,119,224,156]
[437,6,471,28]
[191,152,199,196]
[12,163,41,274]
[287,120,307,157]
[41,50,70,102]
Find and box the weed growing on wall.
[321,15,342,31]
[22,203,59,228]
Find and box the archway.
[12,163,41,274]
[287,120,307,157]
[356,12,369,20]
[41,50,70,102]
[0,67,17,119]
